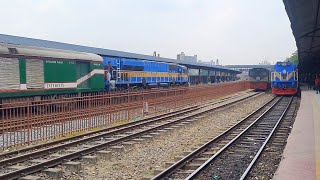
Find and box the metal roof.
[0,43,103,62]
[0,34,239,73]
[283,0,320,73]
[225,65,274,71]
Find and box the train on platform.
[248,68,270,91]
[271,61,299,95]
[0,43,188,101]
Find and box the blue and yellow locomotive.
[271,61,298,95]
[103,57,188,90]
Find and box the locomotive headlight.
[282,62,287,66]
[282,69,287,74]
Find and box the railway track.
[0,91,260,180]
[0,91,252,155]
[0,90,253,133]
[245,97,299,179]
[152,96,294,180]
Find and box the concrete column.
[198,69,201,84]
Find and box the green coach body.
[0,43,105,99]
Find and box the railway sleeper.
[30,159,47,164]
[175,170,195,177]
[63,161,82,172]
[230,148,254,153]
[184,163,203,170]
[228,153,246,158]
[96,150,112,160]
[239,139,263,143]
[202,151,216,156]
[243,136,265,140]
[233,144,257,148]
[110,145,125,152]
[248,132,270,136]
[192,158,208,164]
[8,165,27,171]
[82,155,98,164]
[245,134,267,138]
[269,142,286,147]
[122,142,135,150]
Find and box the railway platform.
[274,88,320,180]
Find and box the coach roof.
[0,43,103,62]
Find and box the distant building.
[259,60,271,65]
[177,52,197,63]
[201,60,216,65]
[201,59,220,66]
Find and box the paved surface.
[274,89,320,180]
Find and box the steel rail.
[184,96,292,180]
[0,92,255,161]
[0,106,202,167]
[151,96,279,180]
[0,92,260,180]
[239,96,293,180]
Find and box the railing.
[0,81,250,149]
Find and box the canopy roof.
[283,0,320,73]
[0,34,239,73]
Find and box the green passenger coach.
[0,43,105,101]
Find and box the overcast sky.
[0,0,296,65]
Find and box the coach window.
[123,65,144,71]
[169,65,177,71]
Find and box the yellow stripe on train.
[118,71,188,78]
[274,72,294,81]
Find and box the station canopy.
[0,34,239,74]
[283,0,320,73]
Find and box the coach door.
[0,57,20,90]
[26,59,44,89]
[77,62,90,89]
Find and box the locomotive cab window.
[294,72,298,80]
[169,65,178,71]
[182,68,188,74]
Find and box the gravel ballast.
[60,93,274,180]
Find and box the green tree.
[286,50,298,65]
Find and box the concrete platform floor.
[274,89,320,180]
